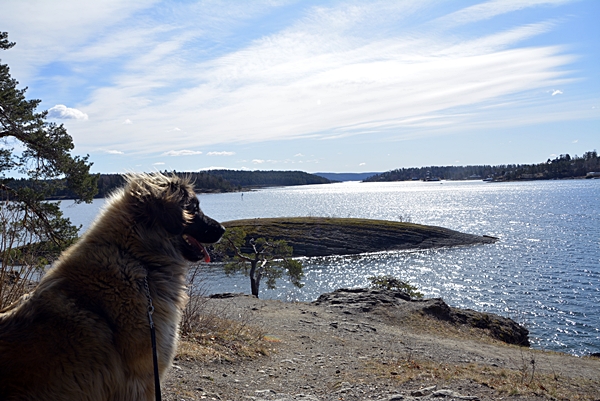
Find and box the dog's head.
[123,173,225,262]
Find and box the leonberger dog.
[0,173,225,400]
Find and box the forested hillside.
[365,150,600,182]
[94,172,235,198]
[4,170,331,199]
[205,170,330,187]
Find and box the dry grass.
[382,309,516,346]
[373,313,600,399]
[366,350,600,400]
[178,310,270,364]
[177,264,271,364]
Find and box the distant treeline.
[206,169,330,187]
[94,172,236,198]
[3,170,332,200]
[365,150,600,182]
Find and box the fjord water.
[62,180,600,356]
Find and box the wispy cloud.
[435,0,572,27]
[105,149,124,155]
[552,89,563,96]
[162,150,203,156]
[1,0,589,158]
[47,104,88,120]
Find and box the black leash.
[143,276,162,401]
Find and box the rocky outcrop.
[313,288,529,346]
[222,217,497,257]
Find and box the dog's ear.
[143,196,184,234]
[126,174,188,234]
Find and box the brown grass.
[367,356,599,400]
[177,264,270,363]
[178,312,270,363]
[375,313,600,399]
[178,304,271,364]
[382,309,516,347]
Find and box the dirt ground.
[163,294,600,401]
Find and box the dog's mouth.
[182,234,211,263]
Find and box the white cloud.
[436,0,573,27]
[163,150,203,156]
[3,0,589,156]
[196,166,229,171]
[47,105,88,120]
[252,159,265,164]
[294,153,304,157]
[0,1,158,80]
[359,162,366,166]
[207,151,236,156]
[153,162,165,165]
[552,89,563,96]
[83,2,577,152]
[106,149,124,155]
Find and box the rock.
[313,288,529,346]
[446,307,530,346]
[221,217,497,258]
[432,389,479,400]
[209,292,243,299]
[313,288,411,312]
[410,385,437,397]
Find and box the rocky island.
[222,217,497,257]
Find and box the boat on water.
[423,171,441,181]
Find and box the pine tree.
[0,32,98,308]
[214,227,304,298]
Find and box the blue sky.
[1,0,598,174]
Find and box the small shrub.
[368,274,424,299]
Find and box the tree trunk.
[249,260,260,297]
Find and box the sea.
[59,179,600,356]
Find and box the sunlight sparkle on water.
[62,180,600,356]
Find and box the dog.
[0,173,225,400]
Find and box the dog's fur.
[0,173,225,401]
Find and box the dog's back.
[0,233,157,400]
[0,276,128,399]
[0,173,224,401]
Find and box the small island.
[222,217,497,257]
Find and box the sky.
[1,0,598,174]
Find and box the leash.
[143,276,162,401]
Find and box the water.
[60,179,600,356]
